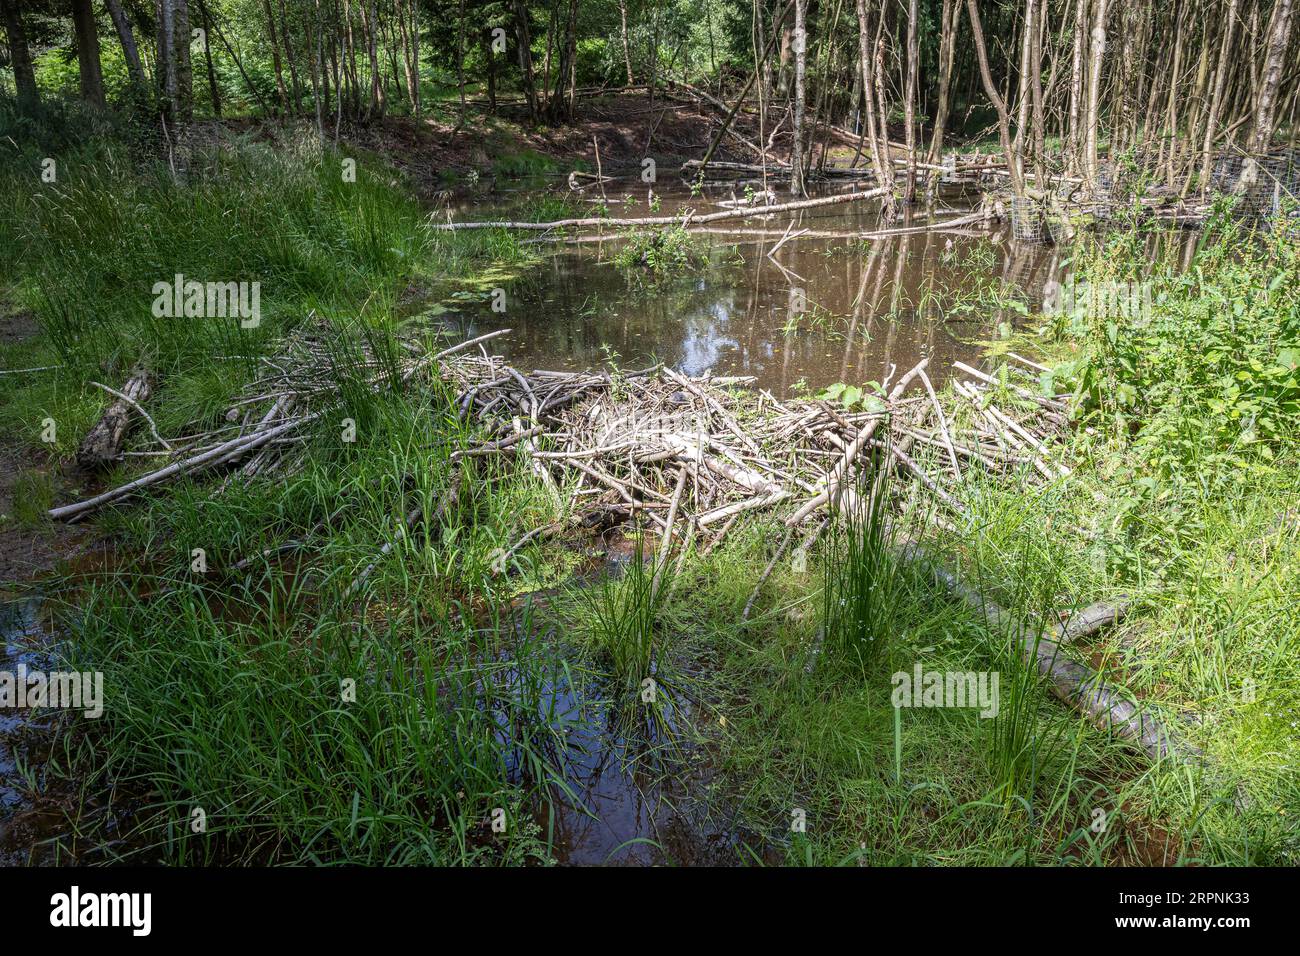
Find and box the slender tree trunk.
[172,0,192,122]
[514,0,537,121]
[540,0,555,112]
[484,28,496,113]
[902,0,919,201]
[1199,0,1239,192]
[1238,0,1294,189]
[157,0,176,120]
[410,0,420,114]
[1029,0,1046,185]
[1083,0,1110,195]
[1066,0,1087,176]
[926,0,959,166]
[263,0,288,112]
[361,0,384,118]
[104,0,147,88]
[199,0,221,116]
[790,0,807,195]
[965,0,1025,197]
[454,0,466,128]
[854,0,889,201]
[312,0,324,135]
[562,0,577,118]
[619,0,634,84]
[279,0,302,114]
[397,0,418,112]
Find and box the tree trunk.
[619,0,634,85]
[1066,0,1087,176]
[172,0,193,123]
[1083,0,1110,196]
[362,0,384,119]
[396,0,418,112]
[926,0,959,166]
[104,0,147,88]
[964,0,1025,198]
[0,0,39,112]
[564,0,579,119]
[263,0,289,112]
[72,0,107,108]
[1237,0,1295,189]
[156,0,176,121]
[902,0,919,201]
[854,0,890,204]
[1198,0,1238,191]
[198,0,221,116]
[454,0,466,128]
[1027,0,1046,186]
[484,28,496,113]
[279,0,302,114]
[790,0,808,195]
[514,0,537,122]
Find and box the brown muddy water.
[426,181,1072,394]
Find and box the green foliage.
[1050,224,1300,486]
[820,466,907,674]
[818,381,887,413]
[614,225,706,276]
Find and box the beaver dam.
[8,293,1234,864]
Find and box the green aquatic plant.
[614,225,706,277]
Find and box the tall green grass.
[0,129,534,457]
[42,357,576,864]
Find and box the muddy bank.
[340,89,768,197]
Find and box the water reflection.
[430,182,1196,394]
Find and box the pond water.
[427,180,1072,394]
[0,599,59,865]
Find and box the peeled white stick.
[50,413,322,521]
[428,189,890,231]
[786,358,929,525]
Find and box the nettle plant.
[1052,221,1300,482]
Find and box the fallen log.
[427,188,890,232]
[900,544,1192,764]
[77,368,152,469]
[1058,597,1132,643]
[51,411,324,521]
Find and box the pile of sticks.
[47,323,478,522]
[50,324,1069,544]
[441,349,1069,555]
